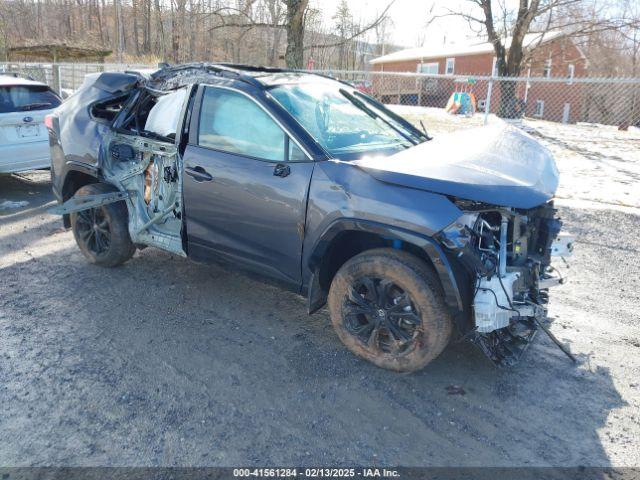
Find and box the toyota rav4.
[47,64,573,372]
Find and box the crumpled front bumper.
[435,198,577,366]
[472,231,575,367]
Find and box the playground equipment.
[445,78,477,116]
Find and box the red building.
[369,31,588,123]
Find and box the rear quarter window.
[0,85,61,113]
[90,94,131,123]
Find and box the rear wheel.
[70,183,135,267]
[328,248,452,372]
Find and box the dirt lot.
[1,120,639,467]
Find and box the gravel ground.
[1,156,639,466]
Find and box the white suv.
[0,74,61,173]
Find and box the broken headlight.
[437,213,497,277]
[437,213,479,249]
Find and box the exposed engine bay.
[47,64,579,371]
[439,201,574,366]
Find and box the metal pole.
[53,64,62,94]
[484,76,494,126]
[499,215,508,277]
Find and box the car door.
[182,85,315,289]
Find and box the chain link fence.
[2,62,639,129]
[326,70,640,130]
[0,62,153,96]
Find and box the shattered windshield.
[269,81,416,156]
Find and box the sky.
[310,0,519,48]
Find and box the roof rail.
[149,62,264,89]
[217,63,296,74]
[147,62,357,90]
[215,63,358,89]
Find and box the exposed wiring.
[473,257,521,319]
[546,264,565,284]
[497,273,522,322]
[475,285,521,317]
[472,249,521,322]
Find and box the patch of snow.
[521,119,640,209]
[387,105,640,210]
[0,200,29,210]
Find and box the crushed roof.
[370,30,564,65]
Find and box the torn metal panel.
[49,191,129,215]
[101,131,185,256]
[147,63,261,91]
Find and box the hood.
[352,124,559,209]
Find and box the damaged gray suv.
[48,63,573,372]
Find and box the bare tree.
[430,0,634,117]
[207,0,393,68]
[374,15,394,57]
[282,0,308,68]
[0,0,393,68]
[266,0,285,65]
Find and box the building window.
[417,62,439,74]
[535,100,545,117]
[543,59,552,78]
[445,58,455,75]
[567,64,575,84]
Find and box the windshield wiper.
[339,89,417,146]
[353,91,430,142]
[331,139,406,153]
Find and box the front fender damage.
[306,220,469,335]
[438,200,575,366]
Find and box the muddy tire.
[328,248,452,372]
[70,183,136,267]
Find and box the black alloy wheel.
[328,248,453,372]
[70,183,136,267]
[343,277,421,356]
[74,207,112,257]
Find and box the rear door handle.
[185,165,213,182]
[273,163,290,178]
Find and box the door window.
[288,140,307,161]
[198,87,285,161]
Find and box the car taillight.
[44,114,54,130]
